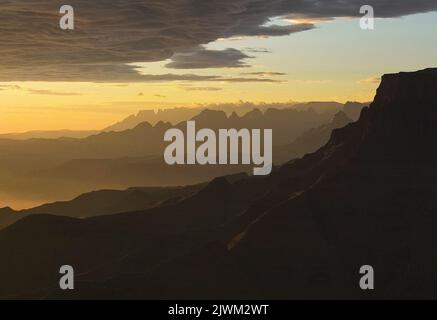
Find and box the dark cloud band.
[1,0,436,82]
[166,47,252,69]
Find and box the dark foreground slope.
[0,184,205,230]
[0,68,436,299]
[0,173,248,230]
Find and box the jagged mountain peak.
[191,109,228,121]
[242,108,263,119]
[327,68,437,159]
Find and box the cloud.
[290,79,331,84]
[226,23,315,38]
[166,47,251,69]
[181,86,223,91]
[357,76,382,84]
[286,16,335,24]
[241,72,286,76]
[0,84,21,91]
[0,84,82,95]
[242,48,272,53]
[218,77,283,83]
[1,0,436,82]
[0,63,279,83]
[25,89,83,96]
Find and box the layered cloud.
[241,72,287,76]
[1,0,436,82]
[180,86,223,91]
[357,76,382,84]
[0,84,82,95]
[166,47,252,69]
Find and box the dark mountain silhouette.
[136,67,436,299]
[0,173,268,298]
[0,172,248,230]
[0,68,435,299]
[0,156,254,210]
[0,184,204,230]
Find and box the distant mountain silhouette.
[292,101,343,113]
[342,101,367,121]
[0,106,348,208]
[0,68,435,299]
[275,110,352,163]
[103,108,201,131]
[0,107,336,161]
[0,130,98,140]
[102,102,365,132]
[0,121,171,161]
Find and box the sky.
[1,0,437,133]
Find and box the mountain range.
[0,103,364,209]
[0,68,434,299]
[103,101,361,132]
[0,130,99,140]
[0,101,363,140]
